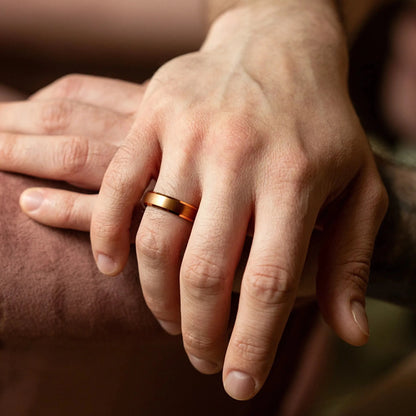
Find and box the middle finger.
[180,169,251,374]
[137,145,199,336]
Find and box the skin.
[86,0,387,401]
[2,78,415,307]
[0,75,318,299]
[0,0,396,402]
[0,87,324,416]
[1,71,415,401]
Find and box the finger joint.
[57,136,89,177]
[52,74,84,98]
[137,225,170,269]
[182,330,219,357]
[181,253,226,296]
[231,335,270,366]
[245,263,297,306]
[342,259,370,293]
[0,133,17,165]
[39,100,72,134]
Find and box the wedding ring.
[143,191,198,223]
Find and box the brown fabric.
[0,171,320,416]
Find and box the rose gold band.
[143,191,198,223]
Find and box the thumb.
[317,163,388,346]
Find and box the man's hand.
[87,0,387,401]
[0,0,399,402]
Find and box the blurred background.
[0,0,205,93]
[311,299,416,416]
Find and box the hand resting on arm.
[0,76,323,415]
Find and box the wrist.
[202,0,346,53]
[201,0,349,86]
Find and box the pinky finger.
[19,188,96,231]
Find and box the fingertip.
[96,252,122,276]
[158,319,181,336]
[350,300,370,344]
[188,355,222,375]
[319,296,370,347]
[20,188,44,213]
[91,220,132,276]
[223,370,257,401]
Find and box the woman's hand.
[89,1,387,401]
[0,74,145,230]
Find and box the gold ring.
[143,191,198,223]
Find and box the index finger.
[223,191,318,400]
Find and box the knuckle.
[218,116,254,144]
[280,150,316,190]
[0,133,17,164]
[169,118,203,158]
[231,335,270,365]
[294,153,315,183]
[39,100,72,133]
[181,253,226,296]
[182,330,218,356]
[50,74,84,98]
[341,259,370,293]
[245,262,297,305]
[360,176,389,224]
[57,136,89,177]
[136,225,169,267]
[102,160,135,198]
[56,195,77,225]
[209,117,257,168]
[113,142,138,164]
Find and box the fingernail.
[351,301,370,337]
[158,320,181,335]
[96,253,118,276]
[188,355,221,374]
[224,371,256,400]
[20,190,43,212]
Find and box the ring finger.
[136,147,200,335]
